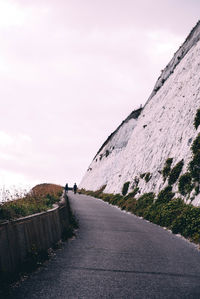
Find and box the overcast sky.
[0,0,199,189]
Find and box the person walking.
[73,183,77,194]
[64,183,69,194]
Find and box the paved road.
[9,192,200,298]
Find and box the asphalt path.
[9,192,200,298]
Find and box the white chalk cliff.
[79,21,200,206]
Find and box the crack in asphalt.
[68,266,200,279]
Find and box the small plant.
[132,176,139,189]
[168,159,184,185]
[189,152,200,182]
[191,133,200,155]
[194,108,200,130]
[178,172,193,195]
[195,185,200,195]
[162,158,173,181]
[122,182,130,196]
[144,172,152,183]
[105,150,110,157]
[140,173,146,179]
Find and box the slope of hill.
[79,21,200,206]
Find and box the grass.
[0,183,63,222]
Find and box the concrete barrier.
[0,194,70,276]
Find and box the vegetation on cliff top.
[0,183,63,222]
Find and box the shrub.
[109,194,123,205]
[168,159,184,185]
[195,185,200,195]
[105,150,110,157]
[191,133,200,155]
[122,182,130,196]
[156,186,175,205]
[123,197,137,213]
[159,198,185,227]
[194,108,200,130]
[144,172,152,183]
[140,173,146,179]
[135,193,155,216]
[124,188,139,200]
[189,152,200,182]
[171,205,200,243]
[178,172,193,195]
[162,158,173,181]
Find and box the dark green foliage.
[122,181,130,196]
[171,205,200,243]
[158,198,185,227]
[122,198,137,212]
[195,185,200,195]
[144,172,152,183]
[109,194,123,206]
[105,150,109,157]
[178,172,193,195]
[162,158,173,181]
[140,173,146,179]
[168,159,184,185]
[191,133,200,155]
[188,134,200,183]
[156,186,175,204]
[189,152,200,182]
[194,108,200,130]
[135,193,155,216]
[124,188,139,200]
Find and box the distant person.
[64,183,69,194]
[73,183,77,194]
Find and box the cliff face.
[79,21,200,206]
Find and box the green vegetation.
[105,150,110,157]
[79,186,200,244]
[189,133,200,182]
[140,172,152,182]
[162,158,173,181]
[122,181,130,196]
[168,159,184,185]
[0,184,63,222]
[156,186,175,204]
[178,172,193,195]
[140,173,146,179]
[191,133,200,155]
[144,172,152,183]
[194,108,200,130]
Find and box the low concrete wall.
[0,194,70,275]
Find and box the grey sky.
[0,0,199,188]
